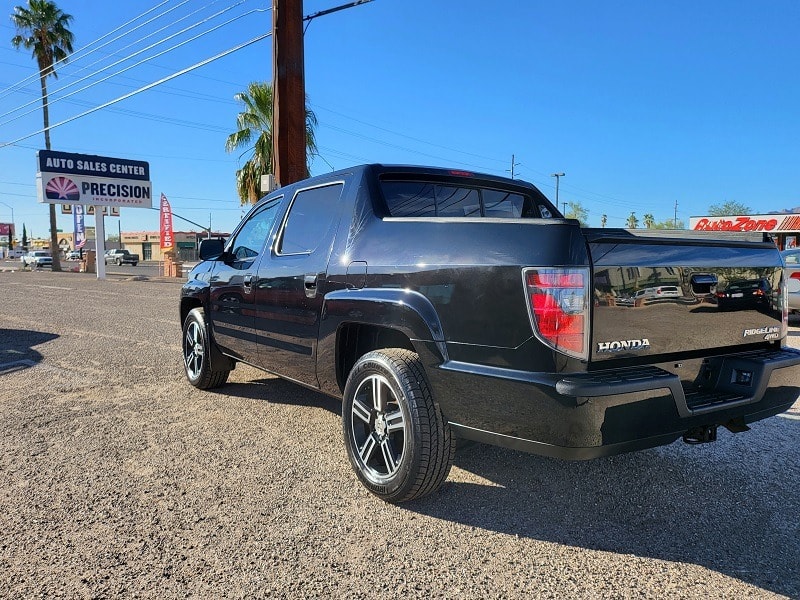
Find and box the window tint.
[381,180,532,218]
[381,181,436,217]
[230,197,282,261]
[279,183,344,254]
[482,189,525,218]
[437,186,481,217]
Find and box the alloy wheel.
[350,374,407,478]
[183,320,204,379]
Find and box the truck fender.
[318,288,449,393]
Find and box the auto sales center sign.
[36,150,151,208]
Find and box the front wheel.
[182,308,230,389]
[342,349,455,503]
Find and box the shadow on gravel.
[213,377,341,416]
[0,328,59,372]
[407,422,800,598]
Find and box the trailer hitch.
[683,425,718,445]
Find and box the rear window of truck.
[381,180,548,219]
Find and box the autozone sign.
[690,214,800,232]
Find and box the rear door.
[589,234,785,361]
[253,181,345,387]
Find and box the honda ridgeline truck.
[180,165,800,502]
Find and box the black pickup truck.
[180,164,800,502]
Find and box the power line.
[0,0,179,100]
[0,0,232,120]
[0,4,260,129]
[0,32,272,149]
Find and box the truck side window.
[229,197,282,261]
[278,183,344,255]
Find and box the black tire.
[342,348,455,503]
[182,308,230,389]
[131,262,137,267]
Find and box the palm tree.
[600,214,607,228]
[11,0,74,272]
[226,81,318,205]
[643,213,655,229]
[626,212,639,228]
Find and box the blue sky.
[1,0,798,240]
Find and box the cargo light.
[523,267,590,360]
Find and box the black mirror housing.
[199,238,226,261]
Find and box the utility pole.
[272,0,306,187]
[508,154,520,179]
[673,200,678,228]
[551,172,565,210]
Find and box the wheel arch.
[318,288,449,396]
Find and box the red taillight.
[791,272,800,280]
[524,268,589,360]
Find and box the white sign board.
[36,150,152,209]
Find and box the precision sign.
[36,150,152,208]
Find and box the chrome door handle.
[304,273,318,298]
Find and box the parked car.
[65,249,82,260]
[782,249,800,312]
[716,278,772,312]
[104,249,139,266]
[21,250,52,269]
[631,285,682,304]
[179,164,800,503]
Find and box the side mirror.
[199,238,226,261]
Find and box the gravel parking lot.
[1,270,799,598]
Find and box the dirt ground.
[1,270,798,598]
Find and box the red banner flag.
[160,193,174,250]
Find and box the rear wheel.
[342,349,455,503]
[182,308,230,389]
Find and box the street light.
[0,200,15,247]
[551,173,565,212]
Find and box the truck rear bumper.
[430,347,800,459]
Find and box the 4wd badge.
[743,326,781,341]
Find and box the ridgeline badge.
[743,326,781,341]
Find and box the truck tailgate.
[587,231,785,362]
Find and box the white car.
[21,251,53,269]
[782,249,800,312]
